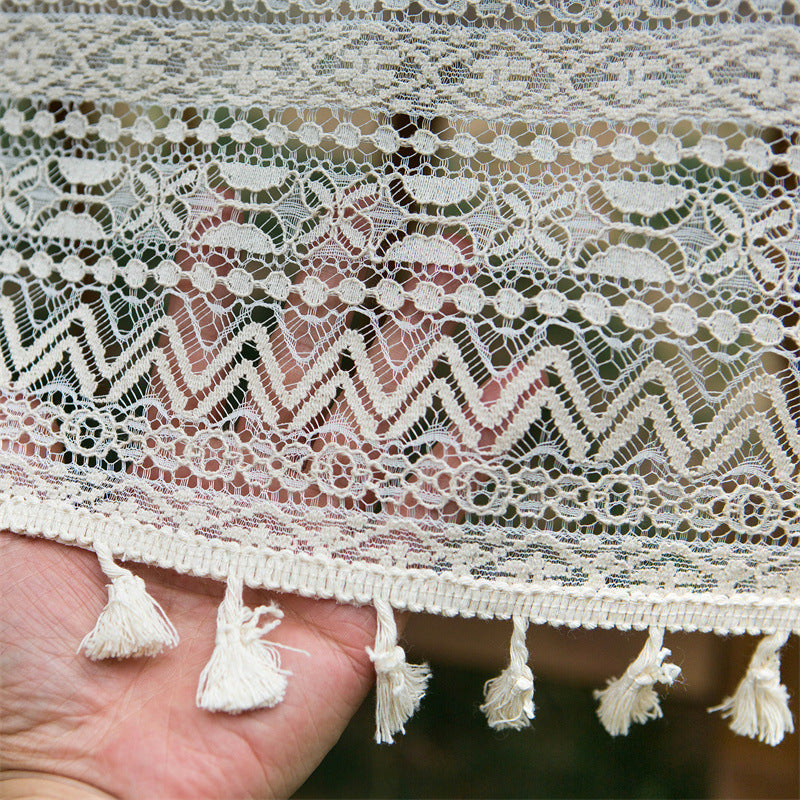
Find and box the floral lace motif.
[2,15,800,125]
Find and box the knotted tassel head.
[79,541,179,660]
[367,598,430,744]
[197,575,305,714]
[594,627,681,737]
[481,615,534,730]
[709,631,795,746]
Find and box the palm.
[0,171,538,800]
[0,531,377,799]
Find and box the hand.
[1,184,382,800]
[0,167,542,799]
[0,531,377,799]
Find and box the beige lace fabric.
[0,0,798,743]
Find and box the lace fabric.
[0,0,798,742]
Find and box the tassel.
[480,615,535,730]
[197,574,305,714]
[79,541,179,660]
[367,598,431,744]
[594,627,681,737]
[709,632,795,746]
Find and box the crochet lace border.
[2,492,798,636]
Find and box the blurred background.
[294,617,799,799]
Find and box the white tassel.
[709,632,795,746]
[594,627,681,737]
[79,541,179,660]
[480,615,535,730]
[197,575,306,713]
[367,598,431,744]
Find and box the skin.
[0,188,385,800]
[0,530,379,799]
[0,172,541,799]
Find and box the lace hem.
[4,492,798,635]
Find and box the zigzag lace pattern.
[0,3,799,628]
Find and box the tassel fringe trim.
[70,540,796,746]
[79,542,178,660]
[197,575,307,713]
[594,627,680,737]
[368,598,431,744]
[481,615,535,730]
[709,632,795,746]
